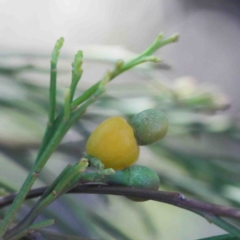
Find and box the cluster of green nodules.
[104,165,160,201]
[81,161,161,201]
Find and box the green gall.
[105,165,160,201]
[131,109,168,145]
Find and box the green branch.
[4,160,88,239]
[0,33,179,238]
[8,219,55,240]
[49,37,64,125]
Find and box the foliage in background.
[0,33,240,240]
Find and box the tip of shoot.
[103,168,115,175]
[172,33,180,42]
[72,50,83,75]
[101,71,112,86]
[58,37,65,45]
[77,158,89,171]
[156,33,164,41]
[51,37,65,62]
[149,56,161,63]
[115,59,124,70]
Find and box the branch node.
[52,191,57,196]
[178,193,186,200]
[33,172,39,178]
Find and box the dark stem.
[1,185,240,221]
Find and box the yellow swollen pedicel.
[86,117,140,170]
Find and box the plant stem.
[71,82,100,108]
[2,186,240,221]
[3,185,240,237]
[122,33,179,71]
[8,219,55,240]
[49,37,64,125]
[0,112,83,237]
[64,88,71,121]
[70,50,83,102]
[4,161,88,240]
[72,33,179,108]
[1,90,103,238]
[0,33,179,238]
[0,169,39,237]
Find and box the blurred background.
[0,1,240,239]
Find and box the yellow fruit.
[86,117,140,170]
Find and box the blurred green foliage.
[0,45,240,240]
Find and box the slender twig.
[8,219,55,240]
[70,50,83,102]
[3,160,89,240]
[1,185,240,221]
[64,88,71,121]
[49,37,64,124]
[0,87,102,237]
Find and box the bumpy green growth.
[106,165,160,190]
[131,109,168,145]
[105,165,160,201]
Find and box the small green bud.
[131,109,168,145]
